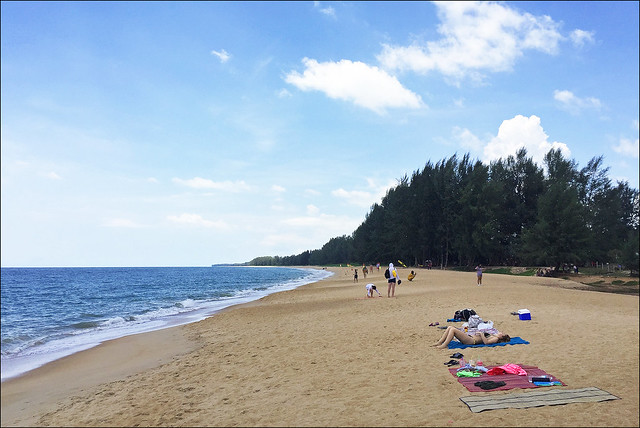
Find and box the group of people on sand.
[362,262,512,348]
[364,262,402,298]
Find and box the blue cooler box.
[518,310,531,320]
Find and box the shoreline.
[2,266,638,427]
[1,266,331,383]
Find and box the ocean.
[0,266,333,382]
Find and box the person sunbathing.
[432,325,510,349]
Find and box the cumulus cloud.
[284,58,424,114]
[377,1,563,82]
[271,184,286,193]
[211,49,231,63]
[452,126,483,152]
[172,177,252,192]
[570,29,596,48]
[482,114,570,165]
[314,1,336,18]
[167,213,228,229]
[612,120,639,159]
[553,89,601,115]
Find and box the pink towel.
[487,363,527,376]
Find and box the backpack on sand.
[454,308,476,321]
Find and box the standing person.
[363,265,368,278]
[365,283,380,298]
[387,262,399,297]
[475,265,483,285]
[353,268,358,283]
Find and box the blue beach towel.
[448,336,530,349]
[447,318,463,322]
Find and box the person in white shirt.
[365,283,380,298]
[387,263,401,297]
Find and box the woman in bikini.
[432,326,510,349]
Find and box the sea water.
[0,266,333,381]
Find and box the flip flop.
[450,352,464,359]
[444,360,459,366]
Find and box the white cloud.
[452,126,483,151]
[553,89,601,115]
[211,49,231,63]
[377,1,563,81]
[284,58,424,114]
[172,177,252,192]
[260,210,361,251]
[482,114,570,165]
[331,178,396,208]
[314,1,336,18]
[612,120,639,159]
[271,184,286,193]
[277,88,292,98]
[167,213,228,229]
[613,137,639,159]
[570,29,596,48]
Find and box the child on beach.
[366,283,381,298]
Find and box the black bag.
[454,308,476,321]
[384,268,390,279]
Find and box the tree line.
[249,149,639,273]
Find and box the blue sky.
[2,1,638,267]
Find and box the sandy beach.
[2,267,638,427]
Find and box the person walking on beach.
[353,269,358,283]
[475,265,483,285]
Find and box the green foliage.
[253,149,638,271]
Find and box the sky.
[1,1,638,267]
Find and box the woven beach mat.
[460,386,620,413]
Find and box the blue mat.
[448,336,530,349]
